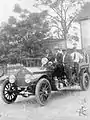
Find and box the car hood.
[25,67,48,74]
[13,67,48,86]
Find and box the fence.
[21,58,41,67]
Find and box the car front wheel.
[35,78,51,106]
[1,80,17,104]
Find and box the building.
[77,2,90,49]
[41,38,66,51]
[41,37,74,52]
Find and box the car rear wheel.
[1,80,17,104]
[35,78,51,106]
[80,71,90,91]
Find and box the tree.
[8,16,17,25]
[13,3,22,13]
[13,3,31,20]
[35,0,85,47]
[0,6,50,62]
[18,11,50,57]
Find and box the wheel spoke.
[39,91,44,95]
[40,94,44,102]
[44,84,47,89]
[8,95,11,100]
[5,93,8,97]
[8,83,11,88]
[43,95,47,101]
[45,85,50,91]
[44,84,49,90]
[10,95,13,100]
[5,87,8,91]
[11,94,15,99]
[43,93,48,98]
[9,95,11,100]
[4,91,8,95]
[5,85,9,89]
[6,94,9,99]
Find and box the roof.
[77,2,90,21]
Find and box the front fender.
[0,75,9,84]
[34,73,53,88]
[37,74,51,82]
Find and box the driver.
[52,46,63,78]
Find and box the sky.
[0,0,36,23]
[0,0,90,23]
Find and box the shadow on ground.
[13,88,81,107]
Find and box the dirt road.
[0,85,89,120]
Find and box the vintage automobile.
[1,53,90,106]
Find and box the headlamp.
[25,74,34,83]
[9,75,16,83]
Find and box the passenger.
[41,49,54,69]
[45,49,54,62]
[82,50,89,63]
[71,46,83,76]
[54,46,63,64]
[63,49,73,84]
[71,46,83,63]
[52,46,63,78]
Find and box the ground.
[0,68,90,120]
[0,86,90,120]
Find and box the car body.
[1,52,90,106]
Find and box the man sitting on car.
[71,47,83,63]
[52,46,63,78]
[63,49,74,84]
[71,46,83,76]
[54,46,63,63]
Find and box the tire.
[80,71,90,91]
[1,80,17,104]
[35,78,51,106]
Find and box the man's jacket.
[56,52,63,64]
[64,53,74,67]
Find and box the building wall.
[46,40,66,50]
[80,19,90,49]
[42,39,66,51]
[42,39,75,51]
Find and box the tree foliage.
[13,3,22,13]
[35,0,85,45]
[0,5,50,63]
